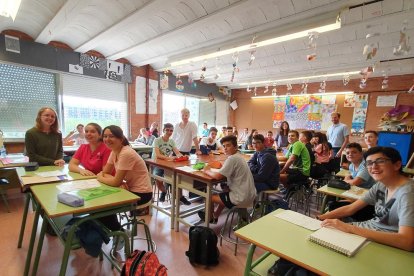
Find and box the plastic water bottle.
[0,146,6,158]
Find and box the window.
[0,63,57,139]
[0,63,129,141]
[61,74,128,136]
[162,91,226,134]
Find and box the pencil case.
[58,192,84,207]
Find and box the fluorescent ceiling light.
[240,71,360,87]
[0,0,21,21]
[251,91,354,99]
[170,20,341,67]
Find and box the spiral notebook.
[309,227,367,257]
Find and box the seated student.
[248,134,280,193]
[225,126,234,136]
[244,129,258,150]
[200,127,223,153]
[364,130,378,148]
[310,132,333,178]
[69,123,111,176]
[264,130,275,148]
[151,123,190,204]
[134,127,155,145]
[97,125,153,249]
[63,123,87,145]
[217,126,226,139]
[278,130,311,187]
[149,122,159,138]
[328,143,376,221]
[199,135,256,223]
[318,146,414,252]
[200,122,209,137]
[299,130,315,166]
[238,127,249,143]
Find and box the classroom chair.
[219,207,251,256]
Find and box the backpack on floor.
[185,226,219,266]
[121,250,167,276]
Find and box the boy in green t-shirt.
[278,130,311,187]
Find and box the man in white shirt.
[172,108,202,155]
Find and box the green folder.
[70,186,121,201]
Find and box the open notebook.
[309,227,367,257]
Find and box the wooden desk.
[236,210,414,276]
[25,182,139,276]
[17,165,96,249]
[317,185,369,213]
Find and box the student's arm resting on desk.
[202,166,225,180]
[97,163,126,187]
[321,220,414,251]
[343,175,365,186]
[68,157,95,176]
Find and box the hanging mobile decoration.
[271,87,277,96]
[359,78,367,89]
[230,52,239,82]
[381,73,389,90]
[188,72,194,84]
[363,33,379,60]
[394,20,411,56]
[408,81,414,93]
[254,86,257,96]
[301,81,308,94]
[214,73,221,80]
[286,83,292,91]
[307,31,319,61]
[248,35,257,66]
[200,66,207,81]
[246,85,252,92]
[213,57,221,80]
[176,75,184,92]
[318,80,326,93]
[343,74,350,86]
[263,84,269,93]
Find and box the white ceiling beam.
[74,0,183,53]
[35,0,86,44]
[106,0,256,60]
[132,0,356,67]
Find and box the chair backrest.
[0,168,21,190]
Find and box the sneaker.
[112,229,131,251]
[159,192,166,202]
[180,196,191,205]
[197,211,218,224]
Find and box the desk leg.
[170,172,176,229]
[18,192,31,248]
[59,223,78,276]
[320,195,328,214]
[31,216,47,276]
[205,185,212,228]
[244,244,257,276]
[23,203,40,276]
[174,175,182,232]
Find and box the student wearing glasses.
[25,107,64,166]
[318,147,414,251]
[152,123,188,204]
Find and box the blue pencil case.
[58,192,84,207]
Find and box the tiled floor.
[0,188,320,276]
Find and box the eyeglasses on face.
[252,141,262,145]
[366,158,391,167]
[165,129,174,132]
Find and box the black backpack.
[185,226,219,266]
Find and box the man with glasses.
[318,146,414,251]
[248,134,280,193]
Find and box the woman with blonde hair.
[25,107,64,166]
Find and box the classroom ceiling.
[1,0,414,89]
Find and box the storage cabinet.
[378,132,414,166]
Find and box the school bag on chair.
[185,226,219,266]
[121,250,167,276]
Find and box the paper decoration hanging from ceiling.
[160,74,169,90]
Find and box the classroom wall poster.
[135,76,146,114]
[351,94,369,135]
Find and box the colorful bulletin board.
[273,94,369,135]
